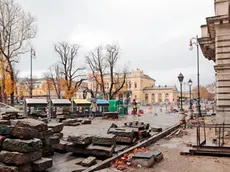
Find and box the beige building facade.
[88,69,178,104]
[199,0,230,123]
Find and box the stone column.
[215,23,230,125]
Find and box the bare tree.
[45,63,62,99]
[0,0,36,105]
[54,42,86,99]
[24,76,37,92]
[85,46,107,98]
[106,44,127,99]
[85,43,128,100]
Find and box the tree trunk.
[10,71,15,106]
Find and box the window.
[129,82,132,89]
[145,94,148,102]
[134,82,137,88]
[165,93,169,100]
[158,93,162,102]
[152,94,155,103]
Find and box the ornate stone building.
[199,0,230,123]
[88,69,178,104]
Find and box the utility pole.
[30,48,33,98]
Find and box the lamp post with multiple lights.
[189,36,202,117]
[178,73,186,124]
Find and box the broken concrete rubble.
[81,156,96,167]
[2,138,42,153]
[11,126,38,139]
[32,157,53,172]
[48,123,64,133]
[67,134,92,145]
[92,134,116,146]
[15,118,48,132]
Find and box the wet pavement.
[48,109,179,172]
[61,110,179,137]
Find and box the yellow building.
[88,69,178,104]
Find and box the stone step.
[32,157,53,172]
[2,138,42,153]
[92,134,115,146]
[48,123,64,133]
[0,150,42,165]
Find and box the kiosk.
[73,99,91,117]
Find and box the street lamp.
[188,79,193,109]
[189,36,201,117]
[178,73,184,111]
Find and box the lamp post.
[188,79,194,119]
[188,79,193,109]
[189,36,201,117]
[178,73,186,124]
[178,73,184,111]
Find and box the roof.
[74,99,91,104]
[96,99,109,105]
[25,99,48,105]
[51,99,71,105]
[143,74,155,81]
[144,86,177,91]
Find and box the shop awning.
[25,99,48,105]
[51,99,71,106]
[96,99,109,105]
[74,99,91,105]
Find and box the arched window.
[152,94,155,103]
[158,93,162,102]
[165,93,169,100]
[134,82,137,88]
[129,81,132,89]
[145,94,148,102]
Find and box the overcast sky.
[16,0,215,89]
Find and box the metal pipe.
[30,48,33,98]
[180,82,183,110]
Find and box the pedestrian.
[132,99,137,116]
[90,102,97,118]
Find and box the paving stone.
[67,134,92,145]
[0,125,12,136]
[42,145,54,157]
[32,157,53,172]
[81,119,92,124]
[48,123,64,133]
[15,119,48,132]
[86,144,115,157]
[66,142,88,154]
[0,120,11,125]
[131,151,155,167]
[66,122,81,126]
[0,150,42,165]
[62,119,79,125]
[152,127,163,132]
[37,128,54,139]
[44,135,60,145]
[92,134,115,146]
[53,132,63,139]
[115,136,134,144]
[52,140,68,152]
[0,162,18,172]
[81,156,96,167]
[108,128,135,138]
[2,138,42,153]
[11,127,38,139]
[18,163,33,172]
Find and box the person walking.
[132,99,137,116]
[90,102,97,118]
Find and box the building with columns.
[88,69,178,104]
[198,0,230,123]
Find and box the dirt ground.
[127,126,230,172]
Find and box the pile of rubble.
[54,134,116,158]
[111,147,163,171]
[62,118,92,126]
[1,111,25,120]
[56,107,71,122]
[0,119,53,172]
[107,121,151,144]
